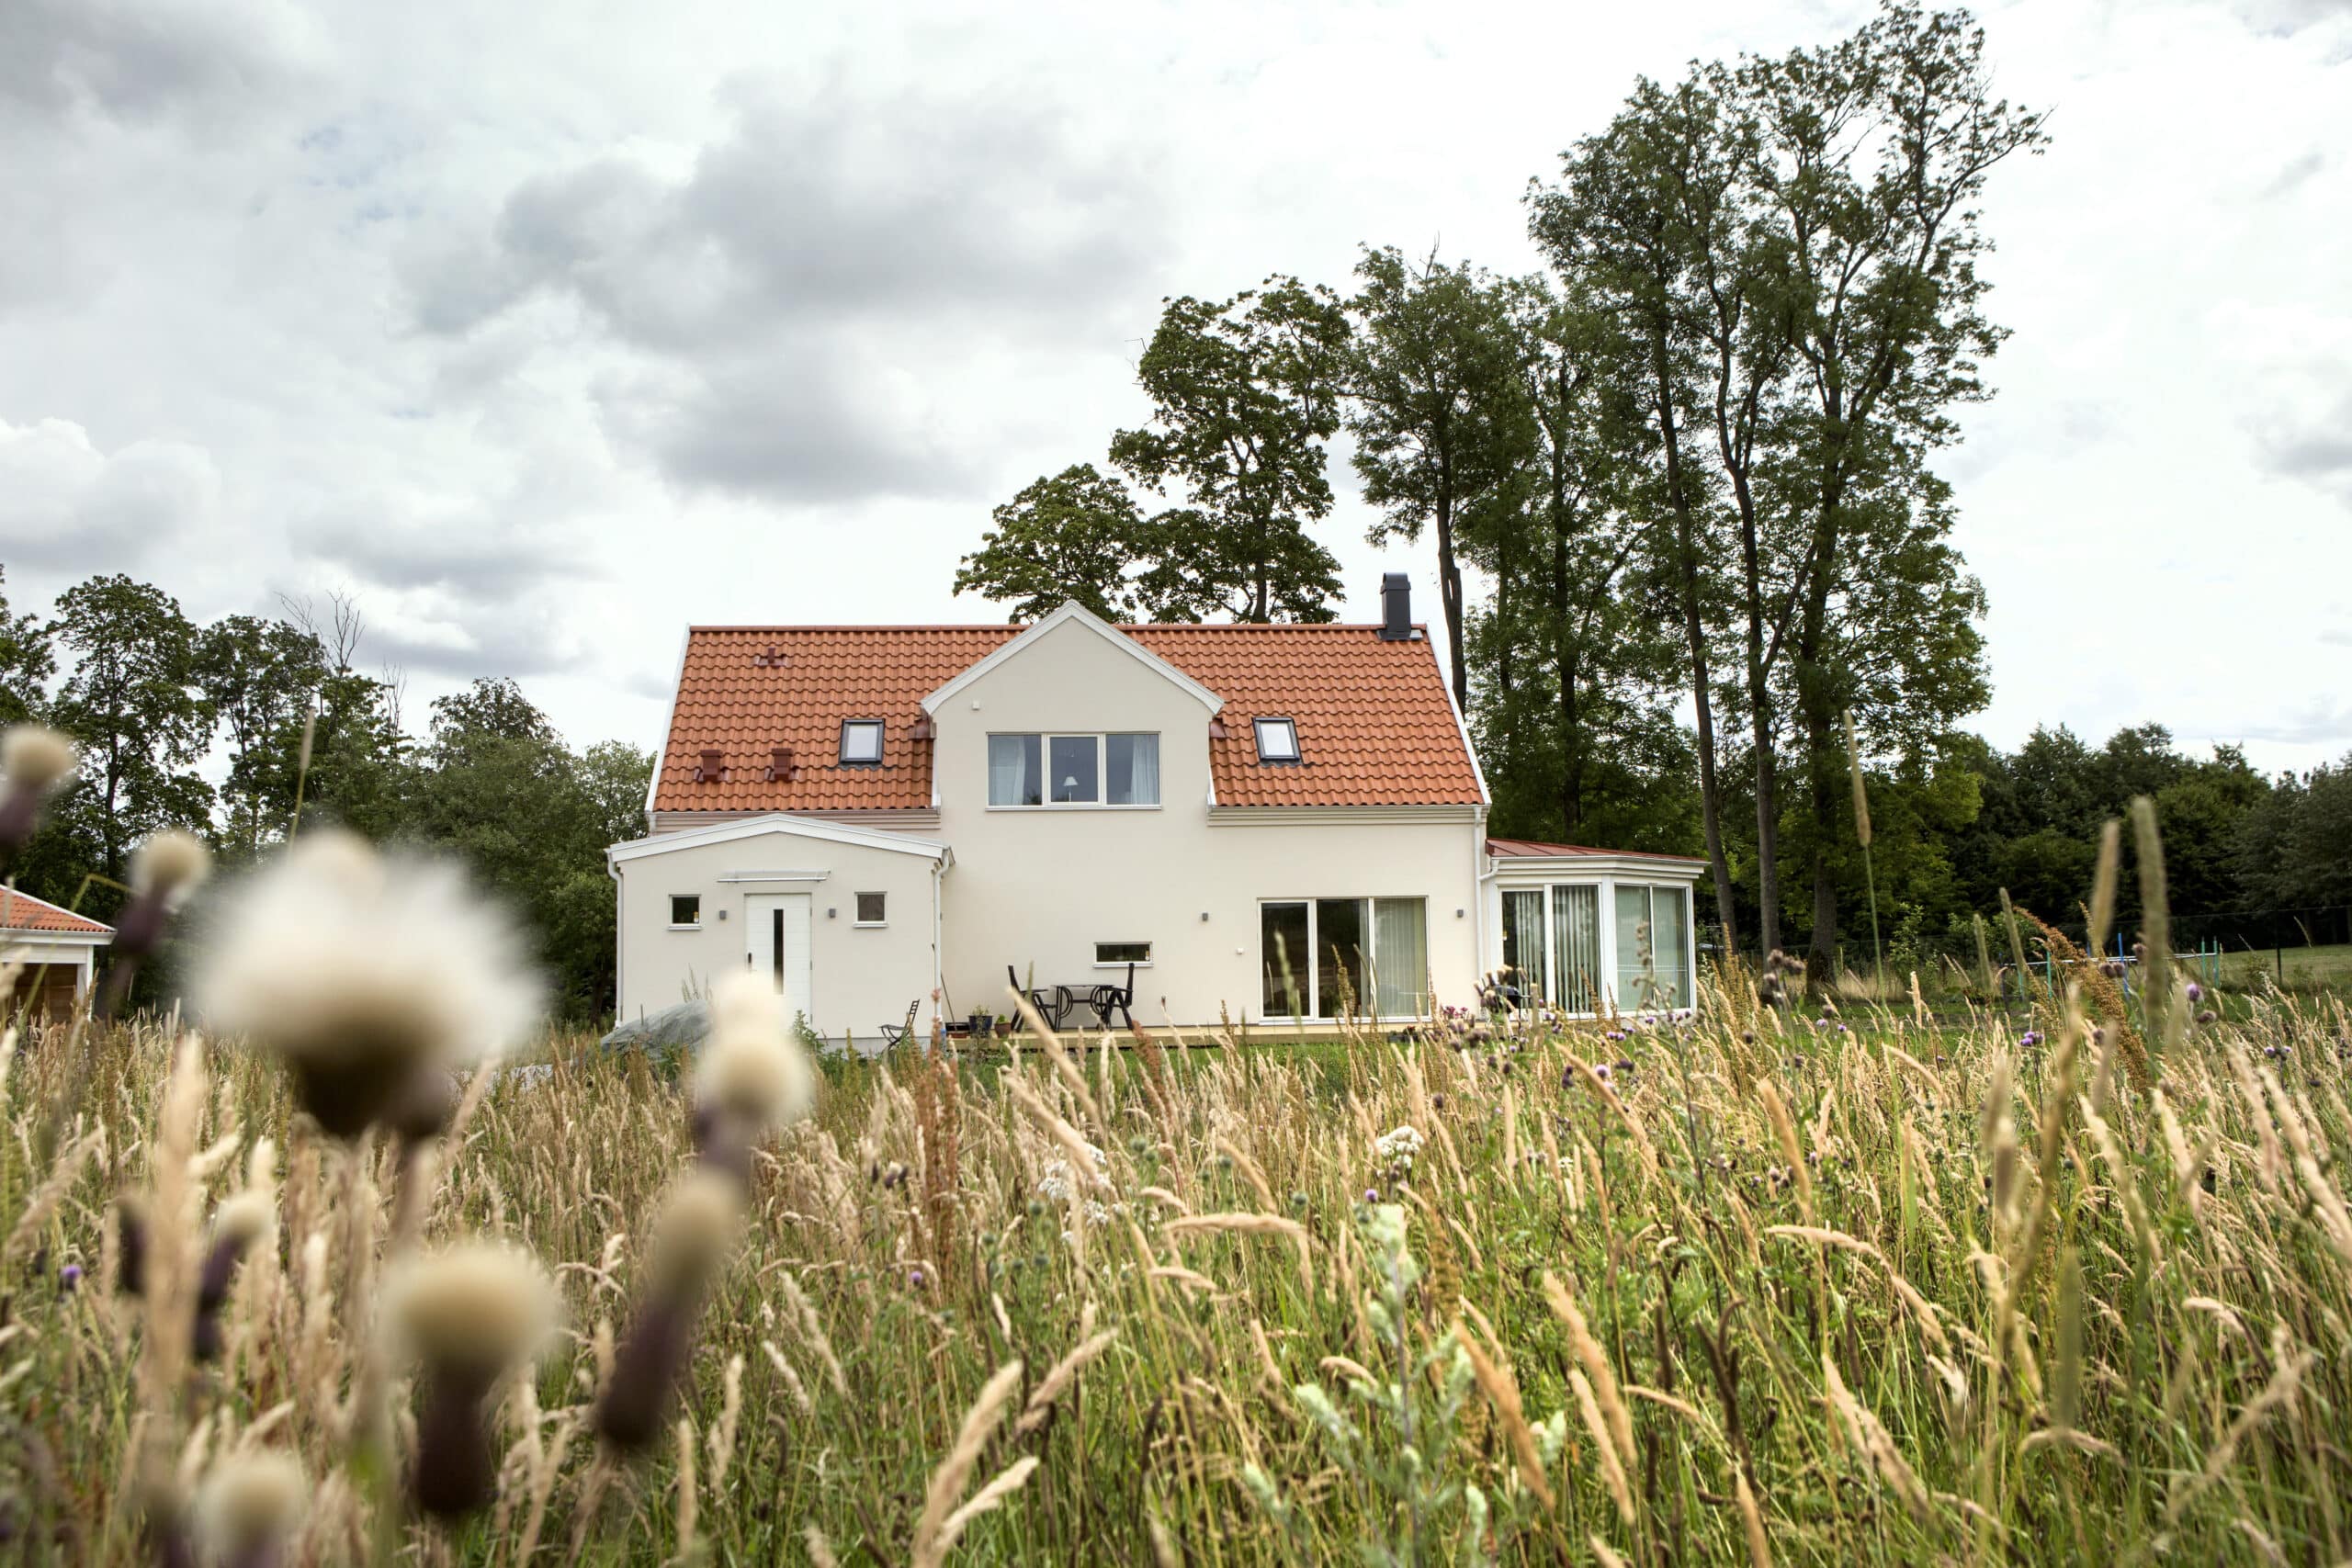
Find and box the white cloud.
[0,0,2343,775]
[0,417,220,569]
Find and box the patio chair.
[1007,965,1071,1031]
[877,999,921,1047]
[1087,962,1136,1031]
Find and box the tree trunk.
[1650,334,1738,954]
[1435,468,1468,710]
[1734,483,1781,962]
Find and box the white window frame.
[1256,896,1427,1021]
[1253,716,1300,764]
[853,891,888,928]
[1494,877,1696,1017]
[1094,941,1152,967]
[839,718,885,767]
[986,731,1161,810]
[668,894,702,931]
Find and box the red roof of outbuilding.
[0,888,113,935]
[649,621,1486,813]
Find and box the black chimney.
[1378,573,1413,641]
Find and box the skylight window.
[1253,717,1300,764]
[839,719,884,766]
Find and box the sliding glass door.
[1261,897,1429,1019]
[1550,885,1602,1013]
[1501,890,1545,1001]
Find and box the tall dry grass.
[0,973,2347,1561]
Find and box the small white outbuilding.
[1,887,112,1021]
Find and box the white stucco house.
[607,579,1704,1047]
[1,887,112,1021]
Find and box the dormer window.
[839,719,884,767]
[1253,717,1300,764]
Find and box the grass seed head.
[650,1168,744,1298]
[195,1450,306,1566]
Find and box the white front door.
[742,893,814,1029]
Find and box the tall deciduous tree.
[1738,3,2044,974]
[1530,85,1745,952]
[1110,278,1352,623]
[0,567,54,726]
[1346,247,1531,706]
[953,465,1146,622]
[1467,278,1691,849]
[198,613,328,859]
[45,574,214,891]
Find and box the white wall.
[612,827,940,1050]
[930,617,1483,1028]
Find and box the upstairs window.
[839,719,885,766]
[989,733,1159,807]
[1253,717,1300,764]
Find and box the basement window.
[839,719,885,766]
[669,895,702,929]
[854,892,887,927]
[1253,717,1300,764]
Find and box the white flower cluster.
[1374,1124,1425,1173]
[1038,1141,1110,1203]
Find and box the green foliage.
[1109,278,1352,623]
[953,464,1148,622]
[1346,246,1532,705]
[408,679,652,1020]
[196,613,327,861]
[40,574,214,901]
[0,566,54,727]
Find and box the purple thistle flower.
[59,1263,82,1292]
[2185,982,2204,1003]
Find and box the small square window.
[1253,717,1300,764]
[1095,941,1150,965]
[854,891,887,926]
[840,719,885,766]
[669,895,701,928]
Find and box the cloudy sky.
[3,0,2348,774]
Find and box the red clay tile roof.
[650,623,1485,813]
[0,887,113,935]
[1487,837,1708,863]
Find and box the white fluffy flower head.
[195,829,542,1075]
[695,971,815,1132]
[386,1240,560,1379]
[132,829,213,903]
[1,726,76,795]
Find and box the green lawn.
[2208,940,2352,993]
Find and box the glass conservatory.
[1485,840,1708,1016]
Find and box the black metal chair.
[1087,963,1136,1030]
[877,999,921,1047]
[1007,965,1070,1031]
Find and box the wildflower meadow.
[4,725,2352,1564]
